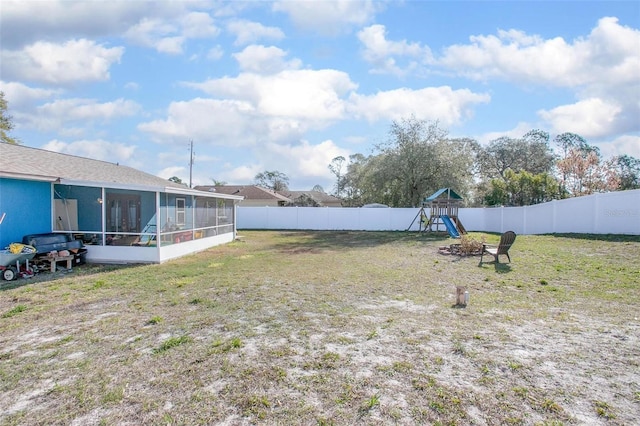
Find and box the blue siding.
[0,178,52,248]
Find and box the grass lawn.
[1,230,639,425]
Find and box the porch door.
[106,194,141,233]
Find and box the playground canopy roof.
[423,188,463,202]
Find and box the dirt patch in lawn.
[1,231,639,425]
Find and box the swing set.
[406,188,466,238]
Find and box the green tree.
[285,194,320,207]
[340,119,478,207]
[254,170,289,191]
[478,130,555,180]
[0,91,20,145]
[555,132,592,158]
[613,155,640,190]
[340,153,369,206]
[378,117,448,207]
[484,169,560,206]
[379,119,480,207]
[168,176,187,186]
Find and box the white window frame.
[176,198,186,225]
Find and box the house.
[195,185,342,207]
[195,185,290,207]
[0,144,243,263]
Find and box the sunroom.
[52,182,241,263]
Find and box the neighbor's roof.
[195,185,290,202]
[424,188,463,201]
[0,144,241,199]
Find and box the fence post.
[594,193,600,234]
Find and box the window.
[176,198,186,225]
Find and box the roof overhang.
[164,186,244,201]
[56,178,244,201]
[0,171,60,182]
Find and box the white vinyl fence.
[238,189,640,235]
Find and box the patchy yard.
[1,231,639,425]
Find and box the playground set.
[407,188,467,238]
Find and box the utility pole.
[189,139,194,188]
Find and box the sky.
[1,1,639,191]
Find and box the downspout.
[233,200,238,238]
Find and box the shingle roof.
[277,190,342,204]
[0,143,186,190]
[195,185,290,202]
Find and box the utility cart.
[0,249,36,281]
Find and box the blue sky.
[1,1,639,190]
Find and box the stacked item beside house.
[22,233,87,272]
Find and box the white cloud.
[181,12,220,39]
[152,71,490,150]
[0,81,59,108]
[155,36,186,55]
[358,24,432,76]
[227,20,285,46]
[261,139,351,180]
[436,17,640,139]
[233,45,302,74]
[596,135,640,158]
[186,69,356,122]
[436,17,640,90]
[1,1,217,55]
[124,18,184,54]
[439,29,583,85]
[348,86,490,126]
[138,98,265,146]
[207,45,225,60]
[273,0,379,36]
[1,39,124,85]
[41,139,137,164]
[475,122,535,145]
[223,164,262,185]
[203,139,351,188]
[26,98,140,133]
[538,98,623,139]
[157,166,186,180]
[123,11,219,54]
[0,0,154,48]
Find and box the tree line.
[328,117,640,207]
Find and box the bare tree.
[328,156,347,197]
